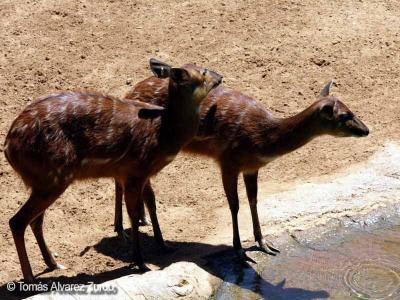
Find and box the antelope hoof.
[54,263,67,270]
[258,238,280,255]
[138,263,151,273]
[236,248,256,265]
[23,274,35,284]
[139,218,151,227]
[117,230,130,242]
[45,262,67,274]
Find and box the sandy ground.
[0,0,400,286]
[209,142,400,246]
[22,143,400,300]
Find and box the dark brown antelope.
[4,59,222,282]
[116,74,369,261]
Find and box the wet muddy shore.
[211,204,400,299]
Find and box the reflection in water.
[214,225,400,299]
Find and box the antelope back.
[4,92,165,187]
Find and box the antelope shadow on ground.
[0,230,329,300]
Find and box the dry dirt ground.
[0,0,399,287]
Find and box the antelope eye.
[339,114,352,122]
[202,69,208,76]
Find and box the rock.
[26,262,216,300]
[310,58,330,67]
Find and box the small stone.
[310,58,330,67]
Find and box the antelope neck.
[262,103,322,156]
[161,83,201,150]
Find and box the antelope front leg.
[115,180,150,241]
[123,177,149,272]
[243,171,279,255]
[221,166,255,263]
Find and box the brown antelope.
[116,73,369,261]
[4,59,223,282]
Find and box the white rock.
[27,262,215,300]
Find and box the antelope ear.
[138,107,165,119]
[170,68,191,84]
[320,103,334,120]
[149,58,172,78]
[319,80,334,97]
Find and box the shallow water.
[213,224,400,299]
